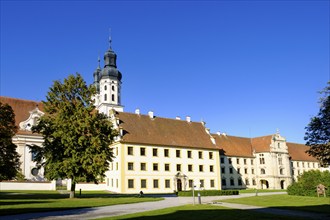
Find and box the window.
[140,147,146,156]
[176,164,181,171]
[252,179,256,185]
[141,179,147,188]
[230,178,235,186]
[153,179,159,188]
[164,149,169,157]
[198,151,203,159]
[188,164,193,172]
[176,150,181,158]
[165,163,170,171]
[222,178,227,186]
[221,167,225,174]
[153,163,158,171]
[165,179,170,188]
[128,162,134,171]
[259,154,265,164]
[116,162,118,170]
[116,179,118,188]
[251,159,254,165]
[104,94,107,101]
[278,154,283,165]
[104,85,107,90]
[210,165,214,172]
[112,85,115,91]
[228,158,232,164]
[153,148,158,157]
[244,159,247,165]
[31,150,37,161]
[187,150,192,158]
[189,179,193,188]
[220,157,225,164]
[210,179,215,188]
[229,167,233,174]
[297,161,300,167]
[127,146,133,155]
[236,158,240,164]
[140,163,146,171]
[251,168,254,174]
[237,168,240,174]
[238,178,242,186]
[280,168,284,175]
[244,168,248,174]
[261,168,266,174]
[112,94,115,101]
[200,180,204,188]
[128,179,134,188]
[245,178,249,186]
[209,152,213,159]
[199,165,204,172]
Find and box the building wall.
[106,143,221,193]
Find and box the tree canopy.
[0,101,21,180]
[30,73,117,198]
[305,81,330,166]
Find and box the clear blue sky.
[1,1,329,143]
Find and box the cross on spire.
[109,28,112,49]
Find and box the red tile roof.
[287,142,318,162]
[212,134,253,157]
[0,96,44,135]
[115,111,217,150]
[251,135,273,153]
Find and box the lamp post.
[192,180,195,205]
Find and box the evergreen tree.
[30,73,116,198]
[305,81,330,166]
[0,102,21,180]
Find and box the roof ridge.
[0,96,41,103]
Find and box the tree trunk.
[69,179,76,199]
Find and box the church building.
[0,41,324,193]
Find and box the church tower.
[93,37,123,115]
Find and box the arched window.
[261,168,266,174]
[112,85,115,91]
[112,94,115,101]
[104,85,107,91]
[104,94,107,101]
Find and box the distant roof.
[0,96,44,135]
[287,142,318,162]
[212,134,253,157]
[114,111,217,150]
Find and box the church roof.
[212,134,253,157]
[287,142,318,162]
[251,135,274,153]
[114,111,217,150]
[0,96,44,135]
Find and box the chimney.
[186,116,191,122]
[148,111,154,119]
[176,116,181,120]
[135,108,140,115]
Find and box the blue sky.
[1,0,329,143]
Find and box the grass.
[0,190,162,216]
[99,204,305,220]
[238,189,286,194]
[219,194,330,214]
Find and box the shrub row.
[287,170,330,197]
[178,190,239,197]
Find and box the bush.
[287,170,330,197]
[178,190,239,197]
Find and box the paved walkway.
[1,192,329,220]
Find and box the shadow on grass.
[0,201,51,206]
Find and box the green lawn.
[0,190,162,216]
[100,204,305,220]
[238,189,286,194]
[219,194,330,214]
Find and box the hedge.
[178,190,239,197]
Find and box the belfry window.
[104,85,107,91]
[112,85,115,91]
[112,94,115,101]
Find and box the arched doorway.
[280,180,285,189]
[173,172,188,192]
[260,180,269,189]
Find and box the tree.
[305,81,330,166]
[0,102,21,180]
[30,73,116,198]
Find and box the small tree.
[30,73,116,198]
[305,81,330,166]
[0,102,21,180]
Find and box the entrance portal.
[260,180,269,189]
[280,180,285,189]
[177,179,182,191]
